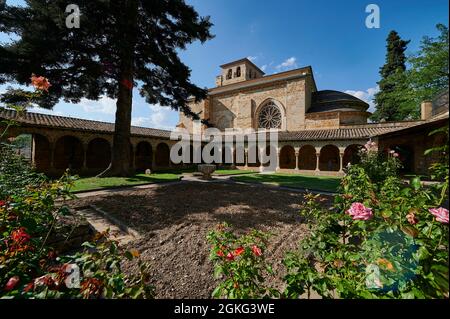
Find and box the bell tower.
[215,58,265,87]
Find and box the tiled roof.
[1,109,431,142]
[278,123,422,141]
[0,109,172,139]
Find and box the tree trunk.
[97,0,137,177]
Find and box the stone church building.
[177,58,449,175]
[0,58,448,177]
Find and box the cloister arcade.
[4,123,369,176]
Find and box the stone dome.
[308,90,370,114]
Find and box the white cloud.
[260,65,267,72]
[132,104,175,130]
[275,57,298,71]
[344,86,379,113]
[247,56,257,62]
[78,96,116,115]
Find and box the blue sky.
[1,0,448,129]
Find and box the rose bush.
[209,133,448,299]
[1,76,153,299]
[283,134,449,299]
[207,222,278,299]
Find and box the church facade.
[1,58,448,177]
[178,58,371,133]
[177,58,448,175]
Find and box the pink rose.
[429,207,449,224]
[406,212,418,225]
[346,202,373,221]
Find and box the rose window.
[258,101,282,129]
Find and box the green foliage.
[346,141,402,187]
[372,24,449,121]
[1,123,153,298]
[372,31,410,122]
[283,141,449,299]
[408,24,449,105]
[0,144,46,199]
[207,223,277,299]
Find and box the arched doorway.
[280,145,295,169]
[298,145,316,170]
[155,143,170,167]
[54,136,84,170]
[343,144,364,167]
[319,145,340,171]
[33,134,51,171]
[135,141,152,171]
[86,138,111,171]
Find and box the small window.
[227,69,232,80]
[236,66,241,77]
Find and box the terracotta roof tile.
[278,123,421,141]
[0,109,171,139]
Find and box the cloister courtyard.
[68,180,333,298]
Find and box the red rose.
[5,276,20,291]
[226,252,234,261]
[234,247,245,256]
[0,200,6,207]
[11,228,31,244]
[216,250,224,257]
[252,245,262,257]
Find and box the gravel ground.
[70,181,332,298]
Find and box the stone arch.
[86,138,111,171]
[254,98,286,130]
[298,145,316,170]
[343,144,364,167]
[135,141,152,171]
[155,142,170,167]
[280,145,296,169]
[54,135,84,170]
[33,134,51,171]
[319,145,340,171]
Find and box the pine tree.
[371,31,410,122]
[0,0,213,176]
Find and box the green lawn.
[232,173,341,192]
[214,169,254,176]
[71,173,181,193]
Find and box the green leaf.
[410,177,421,191]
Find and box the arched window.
[227,69,232,80]
[258,101,282,129]
[236,67,241,77]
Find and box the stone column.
[339,152,344,173]
[230,147,236,169]
[244,149,248,169]
[315,152,320,172]
[294,147,300,170]
[276,149,281,171]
